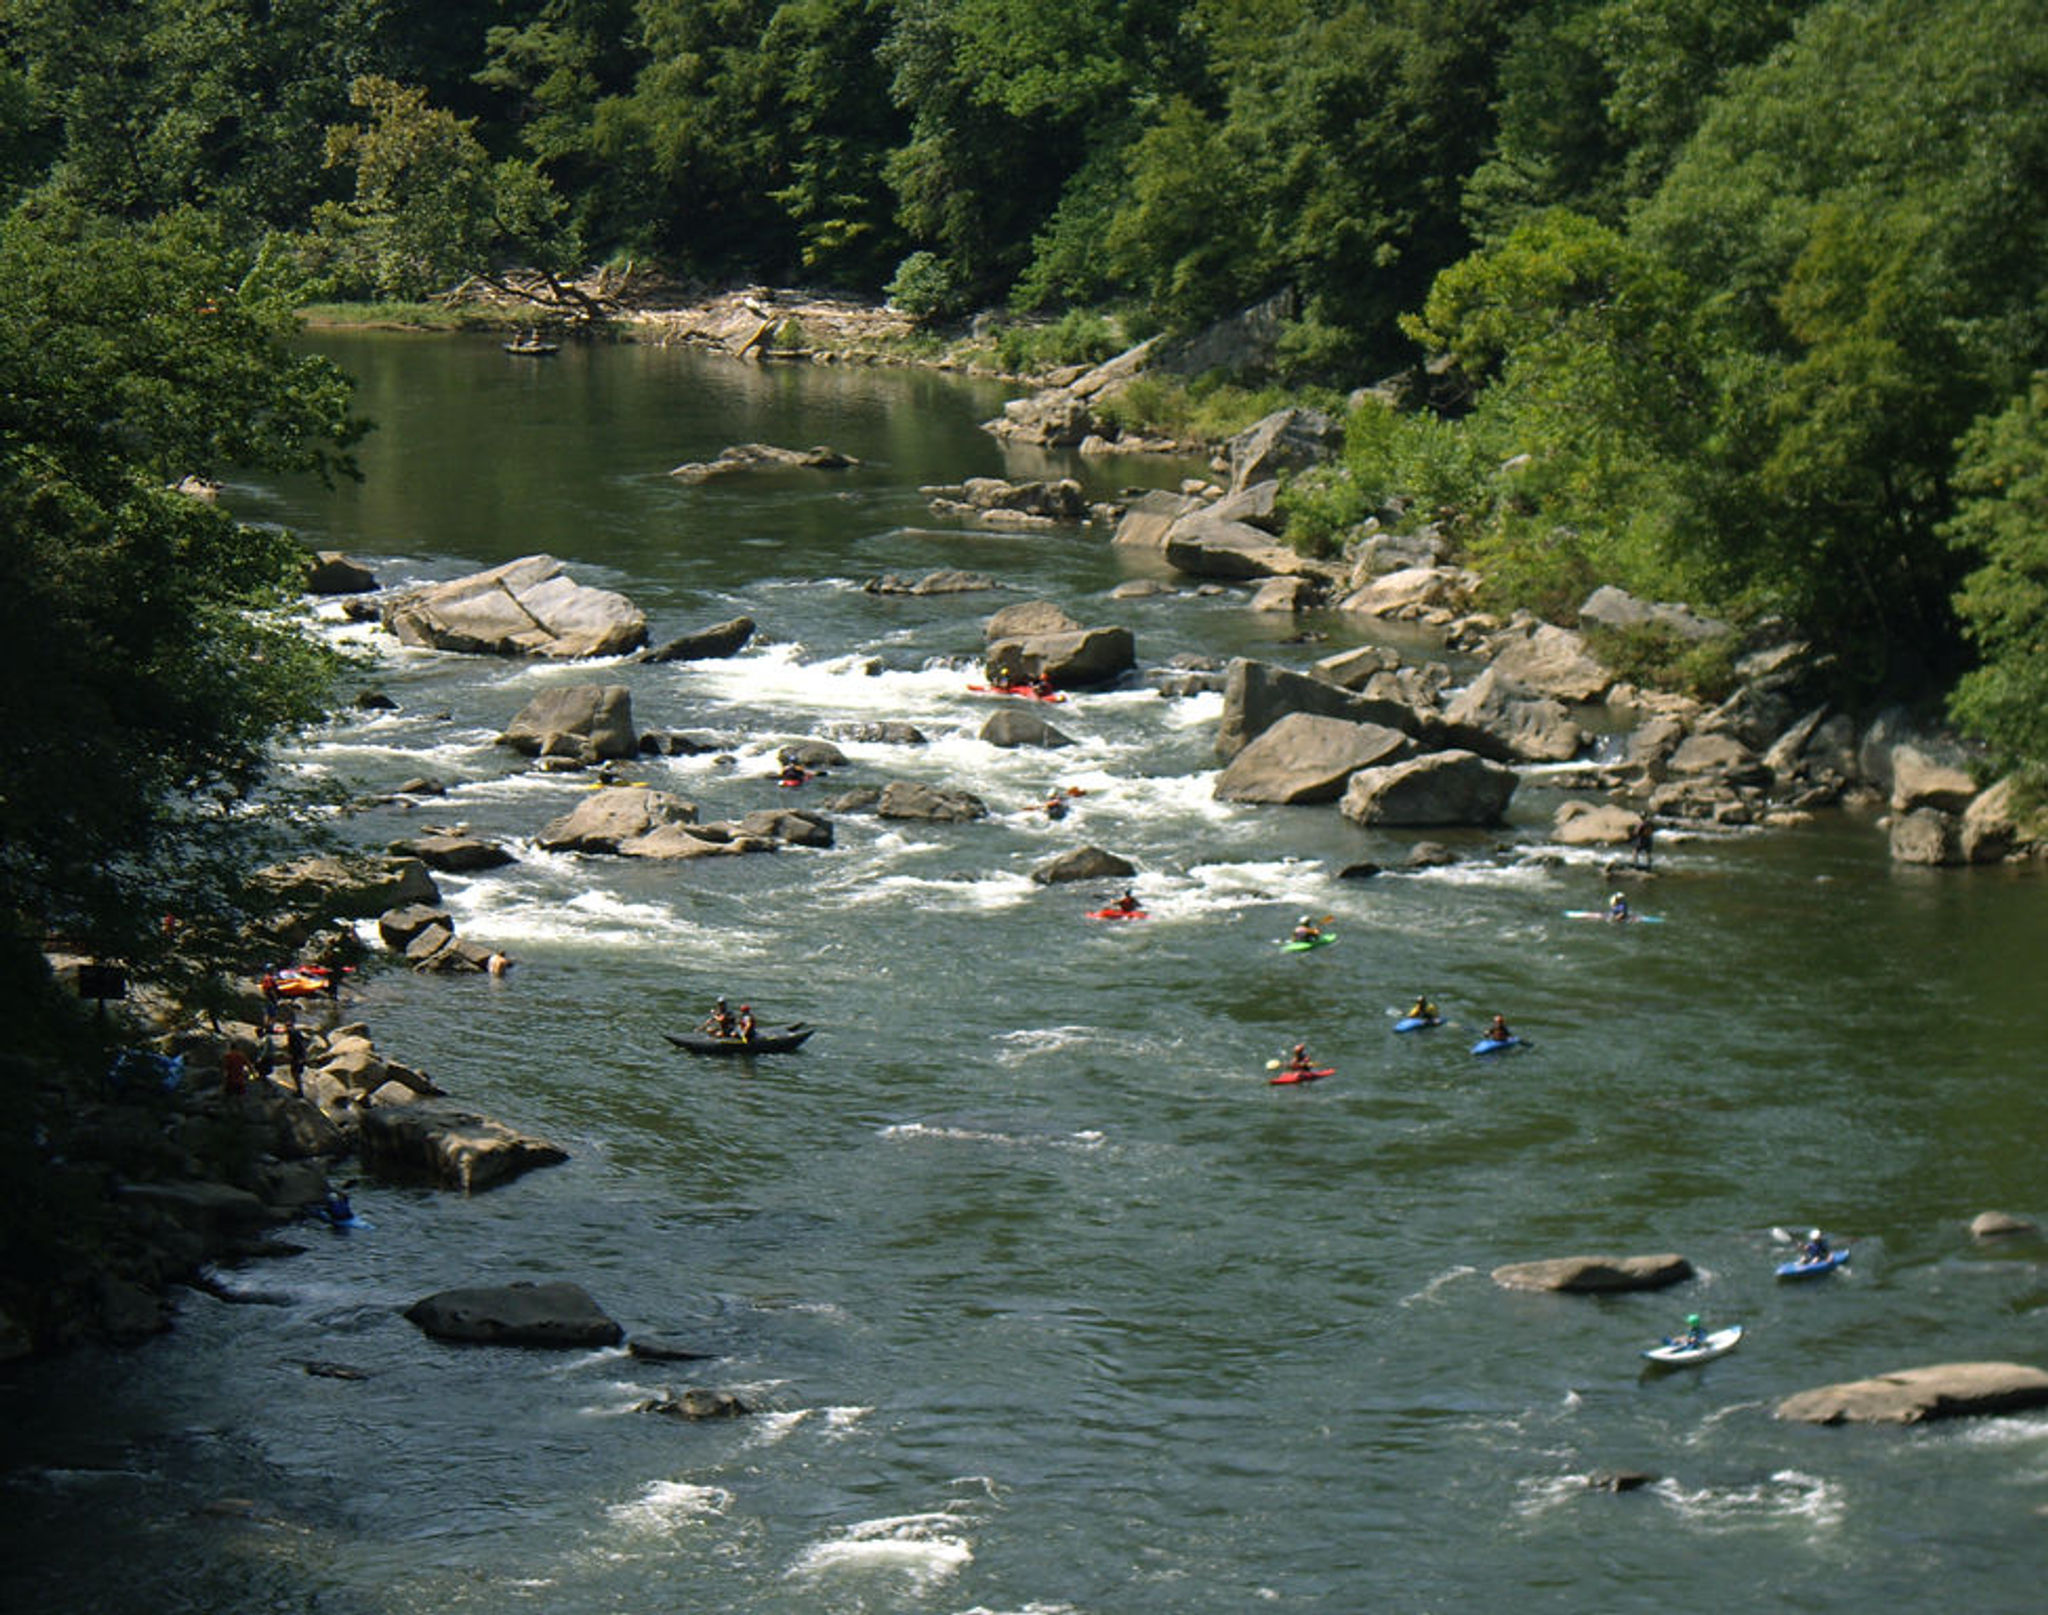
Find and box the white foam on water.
[742,1408,811,1447]
[879,1121,1107,1152]
[992,1026,1102,1062]
[441,879,740,955]
[678,643,975,720]
[1396,1265,1477,1308]
[820,1405,871,1439]
[786,1509,973,1591]
[823,868,1040,914]
[604,1478,733,1534]
[1942,1411,2048,1449]
[1653,1467,1844,1531]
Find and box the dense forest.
[4,0,2047,994]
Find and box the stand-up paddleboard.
[1775,1248,1850,1279]
[1642,1324,1742,1365]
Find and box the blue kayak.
[1471,1035,1523,1056]
[1776,1248,1849,1279]
[1394,1015,1442,1033]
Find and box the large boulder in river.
[668,442,858,480]
[1339,750,1518,828]
[305,551,377,595]
[403,1281,620,1348]
[248,854,439,919]
[981,708,1074,749]
[1888,807,1960,865]
[1217,658,1425,760]
[383,554,648,658]
[537,787,697,853]
[1491,1254,1694,1293]
[877,781,988,822]
[985,625,1135,689]
[1338,565,1476,618]
[1552,801,1641,848]
[500,684,638,762]
[387,832,515,872]
[1960,777,2048,864]
[1439,666,1584,763]
[1111,488,1204,551]
[1214,713,1411,804]
[985,600,1082,641]
[360,1103,568,1194]
[1031,845,1136,885]
[644,616,755,662]
[1485,621,1613,703]
[1163,513,1312,580]
[1888,744,1978,814]
[1775,1363,2048,1425]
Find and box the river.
[4,332,2046,1614]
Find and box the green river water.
[3,331,2046,1615]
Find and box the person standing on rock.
[1630,816,1655,870]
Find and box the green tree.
[0,204,363,989]
[308,74,574,299]
[1946,374,2048,772]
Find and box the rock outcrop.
[1213,712,1411,804]
[1031,846,1136,885]
[1775,1363,2048,1425]
[644,616,756,662]
[981,709,1074,749]
[537,787,698,853]
[876,782,989,822]
[500,684,638,763]
[1490,1254,1695,1293]
[668,443,857,481]
[382,555,648,658]
[358,1104,568,1194]
[1339,750,1518,828]
[403,1281,621,1347]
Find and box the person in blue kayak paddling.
[1291,914,1323,943]
[1408,994,1439,1021]
[1607,891,1631,922]
[1484,1013,1513,1043]
[1801,1228,1831,1263]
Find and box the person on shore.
[260,966,281,1018]
[1607,891,1631,923]
[1291,914,1323,943]
[703,997,738,1037]
[284,1016,309,1096]
[1631,816,1655,870]
[1485,1013,1514,1044]
[220,1045,250,1100]
[736,1003,758,1042]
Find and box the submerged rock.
[403,1281,620,1347]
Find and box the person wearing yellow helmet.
[1607,890,1631,922]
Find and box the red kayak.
[1269,1066,1335,1086]
[967,682,1066,704]
[1088,907,1147,921]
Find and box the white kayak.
[1642,1323,1743,1365]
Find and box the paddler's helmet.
[1611,892,1625,904]
[1293,1043,1306,1055]
[1686,1314,1701,1326]
[739,1003,751,1012]
[1809,1229,1822,1241]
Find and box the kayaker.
[1043,791,1069,821]
[1291,915,1323,943]
[1801,1228,1832,1263]
[1283,1042,1318,1076]
[1485,1013,1513,1043]
[1607,891,1630,922]
[779,761,809,786]
[1407,995,1439,1022]
[1676,1313,1707,1348]
[1030,670,1057,699]
[1113,889,1143,914]
[702,998,737,1036]
[736,1003,758,1042]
